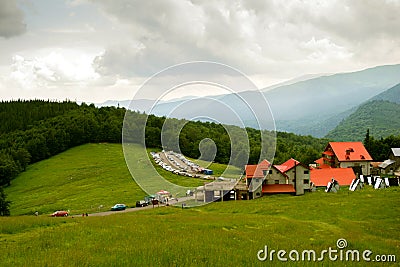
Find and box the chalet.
[315,142,372,176]
[379,148,400,175]
[245,159,271,199]
[245,158,310,197]
[268,158,310,196]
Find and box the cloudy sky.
[0,0,399,102]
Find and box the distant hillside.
[265,64,400,136]
[276,106,357,137]
[325,100,400,141]
[97,64,400,137]
[370,83,400,104]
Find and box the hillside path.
[82,196,195,217]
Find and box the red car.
[51,210,69,217]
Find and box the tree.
[11,147,31,171]
[0,152,19,186]
[364,129,371,152]
[0,187,11,216]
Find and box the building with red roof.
[316,142,372,176]
[270,158,310,195]
[245,159,271,198]
[310,168,356,186]
[244,158,311,197]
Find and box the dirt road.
[83,195,195,217]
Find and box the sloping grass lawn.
[5,143,145,215]
[1,187,399,266]
[5,143,208,216]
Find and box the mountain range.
[325,83,400,141]
[96,64,400,140]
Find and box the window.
[269,170,273,174]
[274,180,279,184]
[263,170,267,176]
[304,179,309,184]
[255,178,259,183]
[304,170,309,174]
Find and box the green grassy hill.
[4,143,229,216]
[5,143,146,215]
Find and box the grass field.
[4,143,148,215]
[5,143,208,216]
[1,144,400,266]
[1,187,399,266]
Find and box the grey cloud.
[91,0,400,78]
[0,0,26,38]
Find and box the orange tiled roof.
[274,158,300,173]
[310,168,356,186]
[259,159,271,168]
[315,157,324,165]
[245,159,270,179]
[262,184,295,193]
[245,165,263,178]
[327,142,372,162]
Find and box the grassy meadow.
[4,143,148,215]
[1,143,399,266]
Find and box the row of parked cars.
[150,151,201,178]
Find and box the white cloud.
[10,50,100,89]
[301,37,353,62]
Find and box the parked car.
[136,200,148,207]
[111,204,126,211]
[51,210,69,217]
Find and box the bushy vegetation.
[0,187,11,216]
[364,129,400,161]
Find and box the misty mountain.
[369,83,400,104]
[325,100,400,141]
[96,64,400,136]
[325,83,400,141]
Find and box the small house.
[245,158,310,197]
[269,158,310,195]
[315,142,372,176]
[245,159,271,199]
[379,148,400,175]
